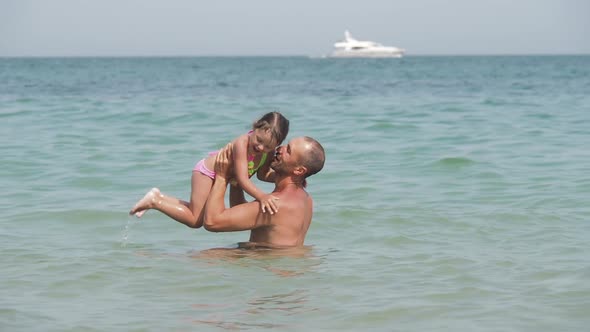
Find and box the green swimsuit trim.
[247,152,267,176]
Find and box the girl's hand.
[259,194,279,214]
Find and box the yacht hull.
[329,31,405,58]
[329,51,404,58]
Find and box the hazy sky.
[1,0,588,56]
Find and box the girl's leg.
[129,172,214,228]
[187,171,215,228]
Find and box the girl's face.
[249,128,277,155]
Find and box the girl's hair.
[252,112,290,146]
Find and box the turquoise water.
[1,56,589,331]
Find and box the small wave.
[510,82,536,90]
[14,209,127,224]
[477,171,503,179]
[0,109,34,118]
[435,157,475,167]
[216,81,234,87]
[525,112,553,120]
[482,98,508,106]
[383,235,424,246]
[67,176,116,189]
[481,98,540,108]
[367,121,417,131]
[440,106,470,113]
[15,97,37,103]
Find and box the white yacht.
[330,30,406,58]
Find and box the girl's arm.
[232,136,279,214]
[256,157,276,183]
[229,183,247,207]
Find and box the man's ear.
[293,166,308,177]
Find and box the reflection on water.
[190,243,319,277]
[186,245,322,330]
[190,317,287,330]
[246,289,317,315]
[195,242,314,257]
[190,289,317,330]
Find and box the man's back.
[249,186,313,247]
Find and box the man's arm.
[204,146,270,232]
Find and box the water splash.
[121,216,139,247]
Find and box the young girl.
[129,111,290,228]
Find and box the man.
[203,136,325,248]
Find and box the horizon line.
[1,53,589,58]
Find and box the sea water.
[1,56,589,331]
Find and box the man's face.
[271,137,305,174]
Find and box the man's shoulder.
[275,188,312,210]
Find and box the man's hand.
[214,143,233,180]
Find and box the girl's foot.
[129,188,162,218]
